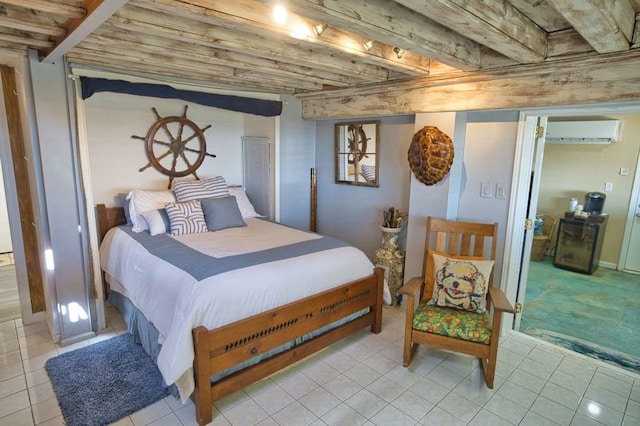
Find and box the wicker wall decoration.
[407,126,454,186]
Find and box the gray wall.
[458,111,520,282]
[278,95,316,230]
[315,115,415,259]
[404,111,519,282]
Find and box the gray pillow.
[200,196,247,232]
[115,193,132,225]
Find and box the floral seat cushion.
[412,301,492,344]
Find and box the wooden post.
[371,267,384,334]
[1,66,45,313]
[310,168,317,232]
[192,326,213,426]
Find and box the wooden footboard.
[192,267,384,425]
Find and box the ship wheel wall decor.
[132,105,216,188]
[347,123,370,164]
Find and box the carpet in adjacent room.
[45,333,171,426]
[521,258,640,372]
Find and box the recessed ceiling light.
[273,5,287,24]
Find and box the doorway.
[0,63,47,325]
[0,155,19,322]
[505,107,640,369]
[619,150,640,273]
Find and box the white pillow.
[227,186,261,218]
[140,209,170,236]
[126,189,176,233]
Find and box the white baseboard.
[599,261,617,270]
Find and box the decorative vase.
[374,226,405,305]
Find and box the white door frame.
[503,102,640,331]
[510,116,548,330]
[619,150,640,273]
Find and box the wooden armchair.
[398,217,514,388]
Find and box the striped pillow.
[173,177,229,202]
[361,165,376,183]
[165,200,208,236]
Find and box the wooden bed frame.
[95,204,384,425]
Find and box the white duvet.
[99,218,376,400]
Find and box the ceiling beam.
[65,50,300,94]
[41,0,129,64]
[298,50,640,119]
[546,29,594,57]
[129,1,404,81]
[547,0,635,53]
[633,13,640,49]
[77,36,326,91]
[88,27,360,87]
[167,0,431,77]
[0,16,67,37]
[0,0,86,19]
[507,0,571,32]
[0,31,54,49]
[111,5,391,82]
[283,0,483,71]
[395,0,547,63]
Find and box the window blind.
[242,137,272,218]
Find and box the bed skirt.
[108,290,367,397]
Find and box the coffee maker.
[584,192,606,215]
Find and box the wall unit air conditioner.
[545,120,621,144]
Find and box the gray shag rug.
[45,333,171,426]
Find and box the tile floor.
[1,304,639,426]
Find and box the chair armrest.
[398,277,423,298]
[399,277,424,315]
[488,286,515,314]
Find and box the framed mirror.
[335,120,380,187]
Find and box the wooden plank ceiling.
[0,0,639,97]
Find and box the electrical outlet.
[604,182,613,192]
[495,183,506,199]
[481,181,494,198]
[620,167,628,176]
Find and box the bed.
[96,203,384,425]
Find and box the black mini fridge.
[553,215,608,274]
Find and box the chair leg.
[403,331,415,367]
[480,357,495,389]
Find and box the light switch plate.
[481,181,494,198]
[496,184,506,199]
[604,182,613,192]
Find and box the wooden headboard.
[96,204,127,243]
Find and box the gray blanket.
[121,226,348,281]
